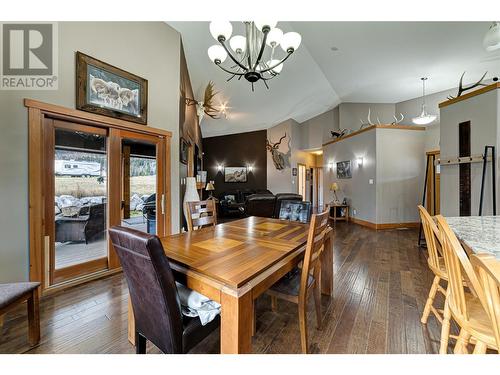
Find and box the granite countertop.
[445,216,500,259]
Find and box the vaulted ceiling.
[168,21,500,138]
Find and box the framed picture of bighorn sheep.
[76,51,148,124]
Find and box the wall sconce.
[217,164,223,172]
[328,162,334,171]
[357,157,363,167]
[248,165,254,172]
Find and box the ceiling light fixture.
[207,21,301,91]
[483,22,500,52]
[412,77,437,126]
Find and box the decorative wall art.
[337,161,352,179]
[266,133,289,170]
[76,52,148,124]
[224,167,247,183]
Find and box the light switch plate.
[369,179,374,185]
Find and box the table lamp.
[330,182,340,204]
[205,180,215,199]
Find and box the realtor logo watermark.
[1,22,58,90]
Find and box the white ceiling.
[168,21,500,138]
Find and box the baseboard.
[350,217,419,230]
[349,217,377,229]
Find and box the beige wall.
[267,118,318,196]
[376,129,425,224]
[439,89,499,216]
[0,22,182,282]
[323,130,377,223]
[339,102,396,131]
[299,108,338,149]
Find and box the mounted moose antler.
[392,113,404,125]
[185,81,222,121]
[447,71,488,100]
[266,133,287,170]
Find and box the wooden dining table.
[127,216,333,353]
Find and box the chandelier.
[412,77,437,125]
[207,21,301,91]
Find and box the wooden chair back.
[435,215,486,323]
[300,210,330,299]
[185,200,217,232]
[471,253,500,350]
[418,205,443,276]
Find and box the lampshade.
[412,77,437,126]
[281,32,301,52]
[205,181,215,191]
[209,21,233,41]
[266,27,283,47]
[267,59,283,74]
[207,45,228,63]
[483,22,500,52]
[330,182,339,191]
[254,21,277,32]
[229,35,246,53]
[412,107,437,125]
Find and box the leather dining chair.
[109,226,220,354]
[185,200,217,232]
[266,210,330,353]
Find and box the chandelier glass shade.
[483,21,500,52]
[412,77,437,126]
[207,21,301,90]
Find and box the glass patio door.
[43,122,167,286]
[45,120,109,285]
[119,131,166,236]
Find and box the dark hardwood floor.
[0,222,453,354]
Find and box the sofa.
[219,189,273,218]
[245,194,277,217]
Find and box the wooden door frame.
[117,129,168,238]
[44,119,110,285]
[313,167,323,209]
[26,99,172,294]
[297,163,306,200]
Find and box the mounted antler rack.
[436,154,492,166]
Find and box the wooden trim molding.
[439,82,500,109]
[322,124,425,147]
[27,99,172,294]
[24,99,172,138]
[350,217,419,230]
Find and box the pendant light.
[412,77,437,126]
[483,22,500,52]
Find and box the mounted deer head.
[266,133,287,170]
[447,71,488,100]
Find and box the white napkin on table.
[175,282,221,325]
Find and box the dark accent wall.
[202,130,267,198]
